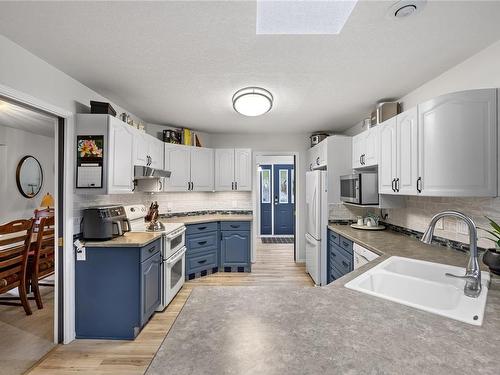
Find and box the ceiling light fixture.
[232,87,273,117]
[388,0,427,19]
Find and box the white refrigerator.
[305,170,328,286]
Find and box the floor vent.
[261,237,294,244]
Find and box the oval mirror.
[16,155,43,198]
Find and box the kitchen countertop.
[161,213,253,225]
[84,232,163,248]
[147,225,500,375]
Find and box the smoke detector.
[387,0,426,19]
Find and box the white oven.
[161,245,186,310]
[163,226,186,259]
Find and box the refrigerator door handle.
[305,233,317,245]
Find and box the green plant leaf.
[485,216,500,233]
[478,227,500,240]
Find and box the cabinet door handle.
[231,182,234,190]
[235,181,238,190]
[309,163,313,171]
[191,182,194,190]
[198,259,207,264]
[396,178,400,192]
[198,241,207,245]
[198,226,207,230]
[230,224,240,228]
[359,155,362,165]
[148,247,156,253]
[342,241,350,247]
[331,252,337,257]
[391,178,395,192]
[316,157,320,165]
[417,177,422,193]
[342,260,349,268]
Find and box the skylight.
[256,0,358,35]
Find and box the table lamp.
[40,192,54,209]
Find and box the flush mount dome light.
[232,87,273,117]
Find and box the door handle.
[274,195,278,205]
[417,177,422,193]
[396,178,400,192]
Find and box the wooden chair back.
[0,219,33,295]
[33,208,55,233]
[33,216,55,280]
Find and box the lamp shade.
[232,87,273,117]
[40,192,54,208]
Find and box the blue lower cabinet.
[327,229,353,284]
[220,230,251,270]
[185,221,251,279]
[75,239,161,340]
[140,251,162,327]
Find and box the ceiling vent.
[387,0,427,19]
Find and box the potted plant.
[479,216,500,275]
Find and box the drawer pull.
[198,241,207,245]
[331,252,337,257]
[342,241,350,247]
[198,259,207,264]
[198,226,207,230]
[342,260,349,268]
[148,247,156,253]
[230,224,240,228]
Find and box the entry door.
[260,165,272,235]
[273,164,294,235]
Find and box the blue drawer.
[329,242,353,274]
[328,229,340,245]
[339,235,353,254]
[186,232,218,254]
[186,222,218,235]
[186,250,218,274]
[330,264,344,281]
[140,239,161,262]
[220,221,251,231]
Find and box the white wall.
[211,133,309,261]
[0,125,55,222]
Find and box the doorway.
[0,96,64,374]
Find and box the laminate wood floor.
[0,286,55,375]
[27,241,313,375]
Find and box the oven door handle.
[165,246,186,265]
[165,226,186,240]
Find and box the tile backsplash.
[330,196,500,249]
[74,191,252,231]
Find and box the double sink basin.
[345,256,490,325]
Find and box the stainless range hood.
[134,165,171,180]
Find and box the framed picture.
[76,135,104,189]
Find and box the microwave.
[340,173,379,205]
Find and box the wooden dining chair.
[33,208,55,233]
[0,219,33,315]
[29,216,55,310]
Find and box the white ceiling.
[0,99,56,137]
[1,1,500,134]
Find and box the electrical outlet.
[457,221,469,235]
[435,218,444,230]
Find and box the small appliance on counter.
[340,172,379,205]
[82,205,130,240]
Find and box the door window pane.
[279,169,289,204]
[261,169,271,203]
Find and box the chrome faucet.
[420,210,482,298]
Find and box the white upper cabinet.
[107,117,134,194]
[397,107,418,195]
[215,149,235,191]
[307,140,327,170]
[417,89,497,197]
[164,144,214,192]
[133,131,164,169]
[215,148,252,191]
[234,148,252,190]
[164,144,191,191]
[190,147,214,191]
[352,126,379,168]
[378,117,397,194]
